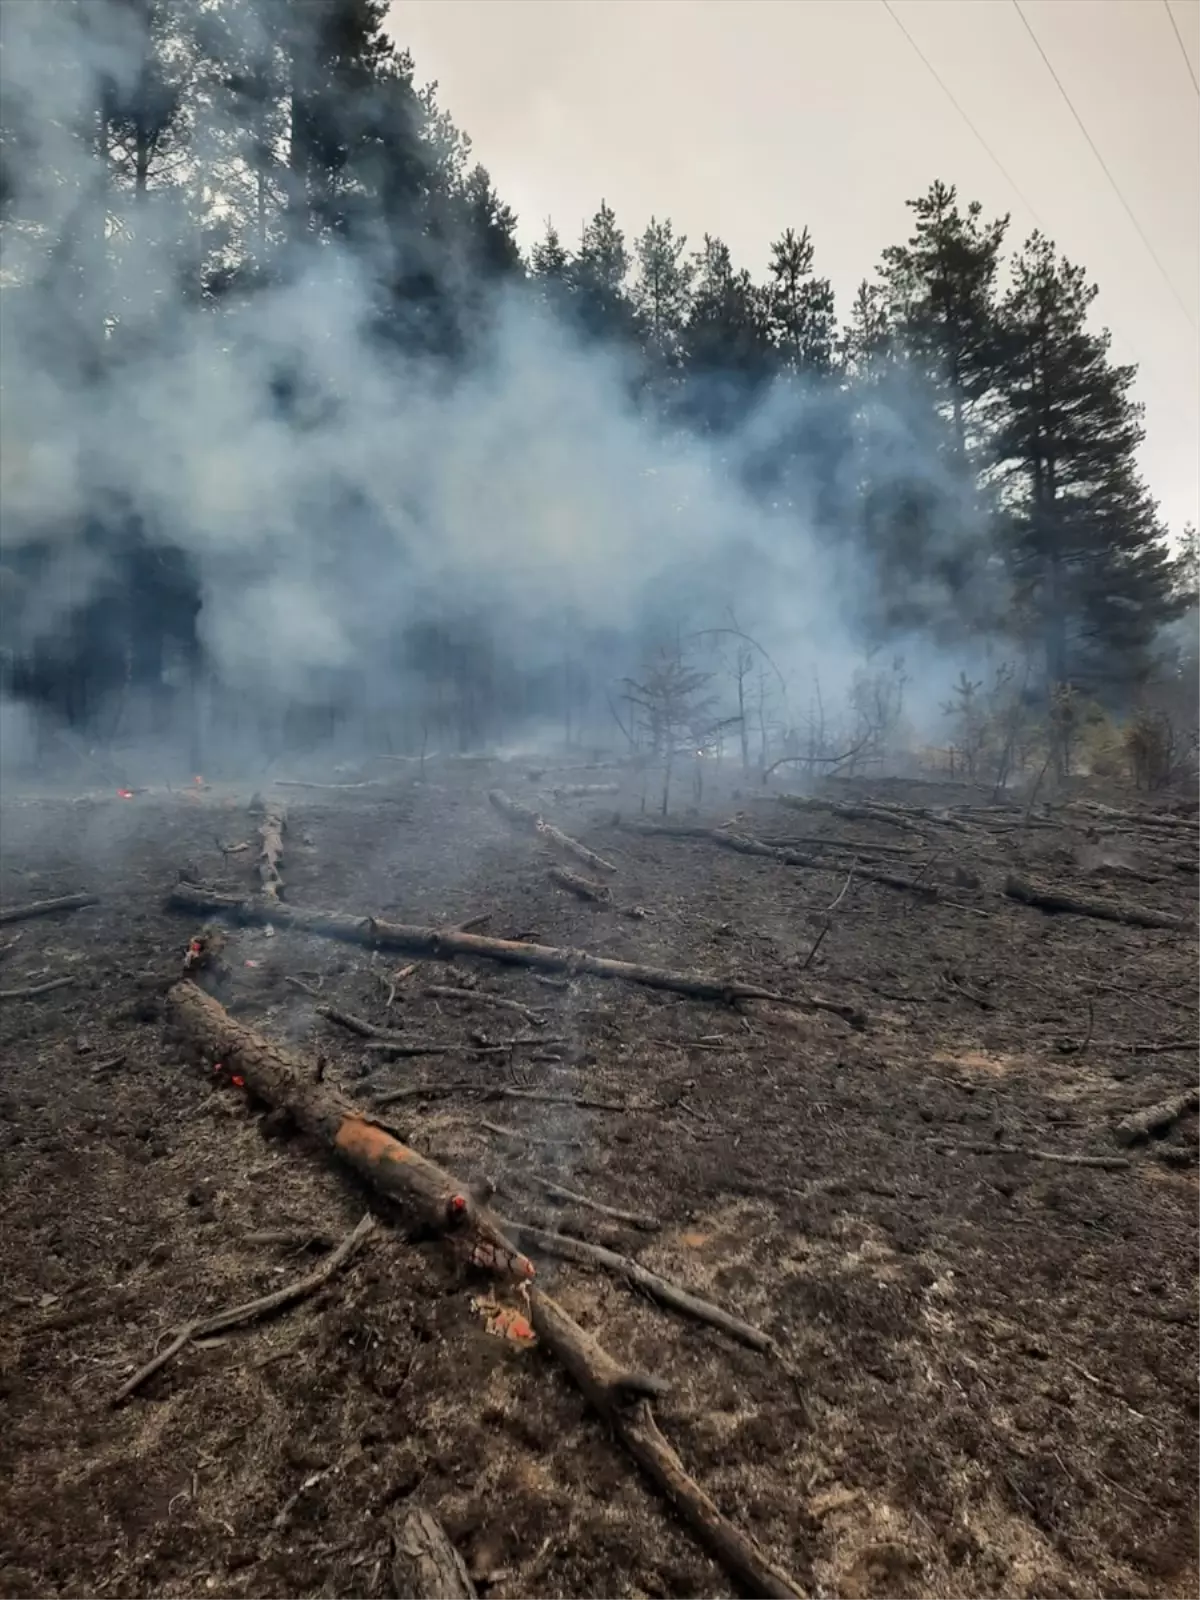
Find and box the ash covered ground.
[0,755,1196,1600]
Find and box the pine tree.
[994,233,1181,691]
[680,235,773,433]
[632,215,693,371]
[880,180,1008,459]
[767,226,835,377]
[569,199,637,342]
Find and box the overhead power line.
[880,0,1045,232]
[1013,0,1195,329]
[1164,0,1199,96]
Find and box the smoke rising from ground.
[0,0,1007,777]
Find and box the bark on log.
[1003,874,1191,932]
[529,1291,803,1600]
[489,789,617,875]
[165,981,534,1281]
[390,1508,477,1600]
[250,796,286,901]
[0,893,99,925]
[1113,1088,1200,1147]
[618,819,938,900]
[165,885,862,1022]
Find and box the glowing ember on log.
[117,789,134,800]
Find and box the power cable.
[1013,0,1195,328]
[1164,0,1199,96]
[880,0,1046,232]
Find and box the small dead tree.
[622,643,717,815]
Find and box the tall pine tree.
[994,233,1180,693]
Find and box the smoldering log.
[1003,874,1192,932]
[0,893,99,925]
[529,1291,803,1600]
[617,819,938,900]
[165,981,534,1281]
[165,884,863,1022]
[488,789,617,875]
[1113,1088,1200,1147]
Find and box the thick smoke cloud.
[0,0,993,773]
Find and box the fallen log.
[274,779,379,791]
[113,1213,375,1403]
[0,975,75,1001]
[249,795,286,902]
[617,819,938,900]
[548,864,612,904]
[1113,1088,1200,1147]
[552,783,620,798]
[390,1508,477,1600]
[1003,874,1191,932]
[489,789,617,875]
[166,885,862,1023]
[509,1221,775,1353]
[529,1291,802,1600]
[165,981,534,1281]
[0,892,99,926]
[166,984,802,1598]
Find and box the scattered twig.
[90,1051,128,1077]
[0,975,75,1001]
[507,1221,776,1352]
[512,1172,660,1232]
[800,859,856,973]
[480,1118,583,1149]
[937,1141,1130,1172]
[422,983,546,1026]
[284,975,323,999]
[0,893,99,926]
[112,1214,376,1404]
[0,936,21,961]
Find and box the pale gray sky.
[386,0,1199,538]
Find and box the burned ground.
[0,758,1196,1599]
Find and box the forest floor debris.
[0,759,1196,1599]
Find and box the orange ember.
[117,789,134,799]
[193,775,204,785]
[230,1074,245,1089]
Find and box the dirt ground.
[1,754,1197,1600]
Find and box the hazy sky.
[386,0,1199,538]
